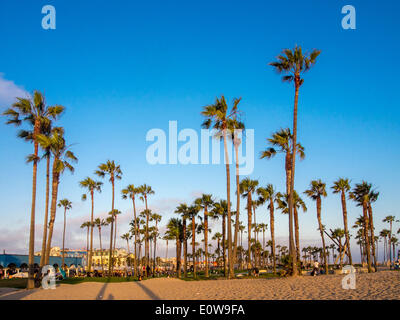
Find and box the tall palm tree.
[269,46,321,276]
[58,199,72,270]
[35,120,53,267]
[175,203,190,277]
[239,178,259,271]
[95,160,122,276]
[166,218,183,278]
[304,179,328,275]
[331,178,352,265]
[80,221,91,267]
[122,185,140,276]
[137,184,154,274]
[257,184,277,273]
[202,95,241,278]
[227,113,245,268]
[276,190,307,264]
[151,213,162,275]
[367,188,379,270]
[94,218,108,275]
[383,215,396,265]
[350,182,374,272]
[37,128,77,265]
[194,194,214,277]
[188,204,200,278]
[80,177,103,273]
[260,128,305,274]
[3,91,65,288]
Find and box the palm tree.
[276,190,307,264]
[257,184,277,273]
[202,95,241,278]
[379,230,389,264]
[3,91,65,288]
[391,237,398,261]
[80,221,91,267]
[350,182,374,272]
[194,194,214,277]
[95,160,122,276]
[304,179,328,274]
[80,177,103,273]
[383,215,396,265]
[175,203,190,277]
[331,229,345,268]
[228,115,245,270]
[211,201,228,275]
[239,177,259,270]
[260,128,305,274]
[121,184,140,276]
[367,188,379,270]
[37,128,77,265]
[137,184,154,274]
[331,178,352,265]
[58,199,72,270]
[166,218,183,278]
[188,204,200,278]
[212,232,223,269]
[269,46,321,276]
[94,218,108,275]
[151,213,162,275]
[121,233,132,275]
[36,120,52,267]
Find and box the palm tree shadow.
[96,281,109,300]
[135,282,161,300]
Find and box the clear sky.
[0,0,399,262]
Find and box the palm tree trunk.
[132,197,138,277]
[44,160,60,265]
[341,191,352,265]
[88,190,94,273]
[183,218,187,277]
[145,195,150,274]
[192,216,196,278]
[86,227,89,268]
[99,227,104,275]
[294,207,300,265]
[176,239,181,278]
[40,154,51,267]
[233,141,240,268]
[222,212,227,276]
[362,201,372,272]
[367,203,377,271]
[223,128,233,278]
[204,208,209,277]
[247,194,252,271]
[269,199,276,274]
[108,178,115,277]
[62,208,66,270]
[27,123,39,289]
[316,197,328,274]
[287,80,300,276]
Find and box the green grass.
[0,278,27,289]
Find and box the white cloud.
[0,73,29,108]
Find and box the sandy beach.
[0,270,398,300]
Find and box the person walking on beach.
[312,260,319,276]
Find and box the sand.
[0,270,399,300]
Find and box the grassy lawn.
[0,278,27,289]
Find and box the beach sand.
[0,270,399,300]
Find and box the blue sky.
[0,0,399,261]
